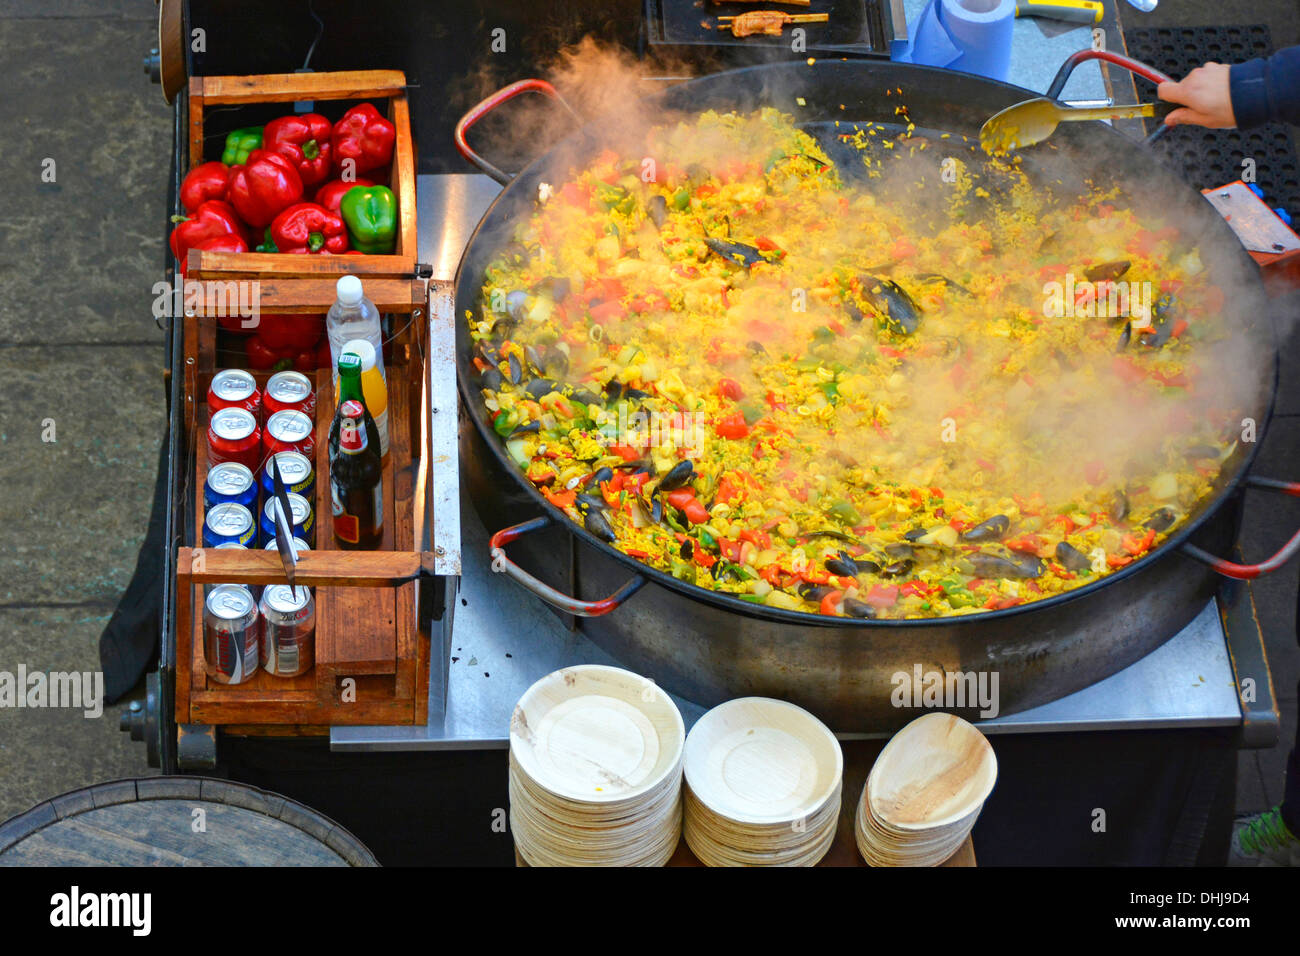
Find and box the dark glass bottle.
[329,355,383,549]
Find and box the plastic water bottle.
[327,276,384,386]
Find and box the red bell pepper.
[330,103,395,175]
[169,200,246,271]
[186,234,248,282]
[264,113,334,189]
[246,333,323,374]
[818,590,844,616]
[714,411,750,439]
[269,203,349,255]
[179,161,230,213]
[314,176,375,213]
[863,584,899,608]
[228,150,303,228]
[248,312,325,351]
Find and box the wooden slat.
[187,76,204,169]
[390,94,418,261]
[184,275,422,314]
[189,250,417,280]
[391,381,416,697]
[192,691,412,726]
[182,549,432,588]
[199,70,408,104]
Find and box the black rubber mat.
[1124,24,1300,220]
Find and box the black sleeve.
[1230,46,1300,129]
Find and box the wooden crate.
[184,69,417,282]
[176,276,432,729]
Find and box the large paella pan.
[454,51,1297,727]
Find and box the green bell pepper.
[339,185,397,254]
[221,126,263,166]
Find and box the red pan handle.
[454,79,581,185]
[1045,49,1173,144]
[489,516,646,616]
[1182,476,1300,579]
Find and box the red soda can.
[208,407,263,472]
[207,368,261,419]
[264,409,315,461]
[264,370,316,421]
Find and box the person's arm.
[1156,46,1300,129]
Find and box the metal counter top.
[332,156,1242,751]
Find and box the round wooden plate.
[684,697,842,825]
[510,665,685,805]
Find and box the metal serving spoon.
[979,96,1174,152]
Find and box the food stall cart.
[122,0,1289,866]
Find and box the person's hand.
[1157,62,1236,128]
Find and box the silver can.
[203,583,261,685]
[259,584,316,677]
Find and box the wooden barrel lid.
[0,778,378,867]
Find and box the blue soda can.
[203,502,256,548]
[261,451,315,502]
[205,461,258,512]
[260,492,315,548]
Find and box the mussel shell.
[880,559,914,578]
[1055,541,1091,572]
[1145,507,1177,532]
[884,542,915,561]
[647,194,668,229]
[525,378,557,398]
[798,582,834,602]
[575,493,607,513]
[586,466,614,487]
[505,290,529,321]
[825,557,859,577]
[508,421,540,436]
[969,552,1043,579]
[962,515,1010,542]
[480,367,503,391]
[841,597,878,619]
[584,508,617,542]
[658,459,694,491]
[507,353,522,385]
[1110,491,1129,522]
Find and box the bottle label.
[339,417,368,454]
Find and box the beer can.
[261,450,315,502]
[204,461,258,512]
[264,370,316,421]
[203,501,256,548]
[263,409,315,461]
[260,491,314,547]
[259,584,316,677]
[203,583,261,684]
[208,406,262,472]
[207,368,261,418]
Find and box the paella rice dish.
[468,108,1248,620]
